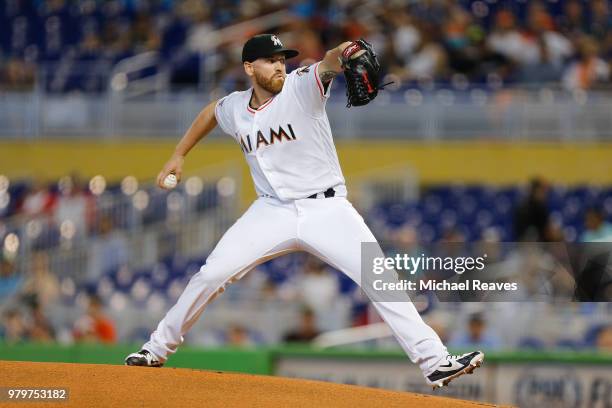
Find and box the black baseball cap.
[242,34,299,63]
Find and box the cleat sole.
[125,358,164,368]
[431,353,484,390]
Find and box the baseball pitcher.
[125,34,484,389]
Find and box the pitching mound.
[0,361,494,407]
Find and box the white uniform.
[143,62,448,376]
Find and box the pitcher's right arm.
[157,100,218,189]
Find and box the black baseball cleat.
[124,349,164,367]
[426,351,484,389]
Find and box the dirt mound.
[0,361,495,407]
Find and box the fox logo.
[271,35,282,47]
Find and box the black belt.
[307,187,336,199]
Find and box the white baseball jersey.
[214,62,346,200]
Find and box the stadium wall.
[3,344,610,371]
[2,140,612,204]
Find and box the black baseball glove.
[341,39,390,108]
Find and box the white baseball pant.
[143,195,448,375]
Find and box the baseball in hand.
[163,173,178,189]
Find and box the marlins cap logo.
[271,35,283,47]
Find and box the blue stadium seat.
[556,338,582,351]
[518,336,546,350]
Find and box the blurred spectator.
[19,180,56,218]
[449,312,502,350]
[514,178,551,241]
[526,3,573,67]
[225,324,256,347]
[131,11,160,53]
[563,36,610,90]
[104,25,134,62]
[441,226,466,243]
[0,58,35,91]
[25,298,55,342]
[581,206,612,242]
[73,294,117,344]
[78,32,103,61]
[21,252,60,308]
[87,215,129,282]
[1,309,27,343]
[401,23,447,81]
[54,175,94,239]
[557,0,587,40]
[487,10,529,66]
[284,307,320,343]
[391,225,420,252]
[390,9,420,64]
[299,29,326,63]
[595,325,612,352]
[519,13,572,83]
[442,6,488,79]
[185,2,214,53]
[589,0,611,42]
[0,257,23,298]
[280,257,340,326]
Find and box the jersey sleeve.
[288,61,334,117]
[214,93,235,136]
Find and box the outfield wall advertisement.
[275,357,612,407]
[497,365,612,408]
[275,357,490,402]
